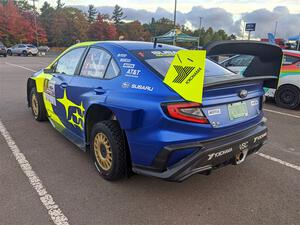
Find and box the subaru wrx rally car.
[27,41,282,182]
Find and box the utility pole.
[31,0,39,47]
[173,0,177,46]
[274,21,278,38]
[198,17,203,47]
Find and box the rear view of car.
[27,41,282,182]
[0,41,7,57]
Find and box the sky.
[37,0,300,38]
[38,0,300,14]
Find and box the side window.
[105,59,120,79]
[80,48,111,78]
[19,45,25,48]
[54,48,86,75]
[283,55,300,65]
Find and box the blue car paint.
[43,41,265,168]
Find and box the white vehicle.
[7,44,39,56]
[220,51,300,109]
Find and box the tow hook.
[233,149,248,165]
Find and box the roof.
[93,41,182,51]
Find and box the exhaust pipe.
[234,149,248,165]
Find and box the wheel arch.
[84,104,132,165]
[27,78,36,107]
[276,83,300,93]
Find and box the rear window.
[134,50,242,85]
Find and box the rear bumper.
[132,120,267,182]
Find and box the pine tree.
[87,4,97,23]
[56,0,64,10]
[111,4,125,24]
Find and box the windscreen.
[138,50,242,84]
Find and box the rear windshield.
[133,50,243,84]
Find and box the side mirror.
[43,68,54,74]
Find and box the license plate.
[228,102,248,120]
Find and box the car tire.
[22,50,28,56]
[275,85,300,109]
[7,50,12,56]
[3,53,7,57]
[91,120,128,181]
[30,87,47,121]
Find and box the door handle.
[94,87,106,94]
[60,83,68,88]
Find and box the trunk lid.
[201,81,263,128]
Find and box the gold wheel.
[94,133,113,171]
[31,93,39,117]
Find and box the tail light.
[162,102,209,124]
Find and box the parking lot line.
[263,108,300,119]
[0,119,70,225]
[5,62,36,72]
[257,152,300,172]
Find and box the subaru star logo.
[239,90,248,98]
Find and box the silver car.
[7,44,39,56]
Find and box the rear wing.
[204,40,283,88]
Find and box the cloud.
[239,6,300,39]
[72,5,300,38]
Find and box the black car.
[0,42,7,57]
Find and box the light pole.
[173,0,177,46]
[198,17,203,47]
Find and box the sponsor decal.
[151,50,177,57]
[121,82,131,89]
[208,148,233,161]
[45,93,56,106]
[163,50,206,103]
[121,82,153,92]
[123,63,135,69]
[131,84,153,92]
[125,69,141,78]
[44,79,56,105]
[253,132,267,143]
[117,53,127,58]
[208,108,221,116]
[239,141,249,150]
[57,89,85,130]
[120,58,131,63]
[251,99,259,106]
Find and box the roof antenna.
[153,38,158,48]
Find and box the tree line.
[0,0,236,47]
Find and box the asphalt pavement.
[0,55,299,225]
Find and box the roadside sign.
[245,23,256,32]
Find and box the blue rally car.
[27,41,282,182]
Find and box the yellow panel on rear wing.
[163,50,206,103]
